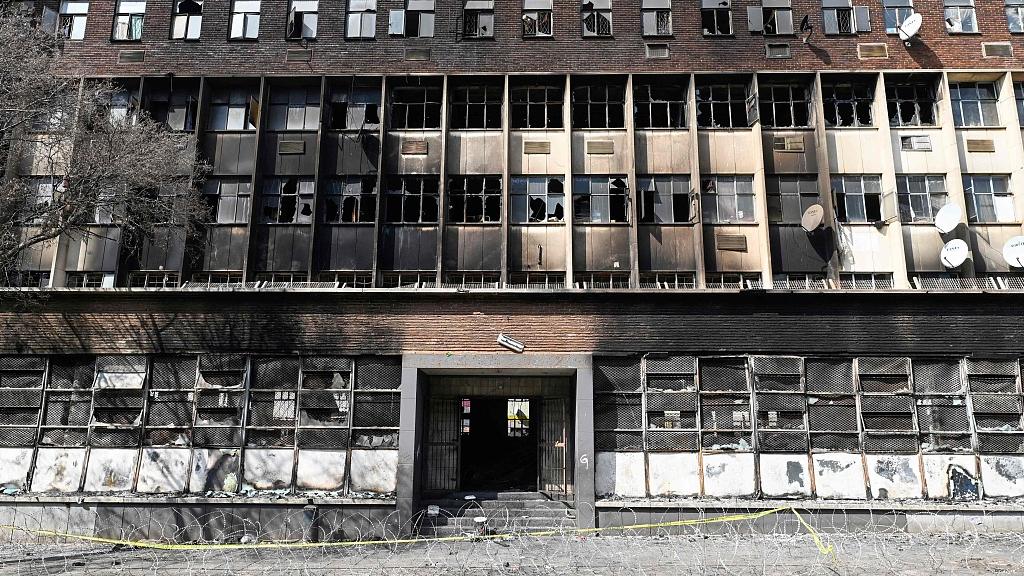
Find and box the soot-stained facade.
[3,0,1024,541]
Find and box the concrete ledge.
[0,495,397,506]
[595,498,1024,512]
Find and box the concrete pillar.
[396,365,422,535]
[574,364,596,529]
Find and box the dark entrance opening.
[459,397,536,491]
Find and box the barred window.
[522,0,552,36]
[581,0,612,36]
[58,0,89,40]
[463,0,494,38]
[641,0,671,36]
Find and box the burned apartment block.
[4,0,1024,541]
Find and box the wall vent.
[966,139,996,153]
[773,135,804,152]
[716,234,748,252]
[765,43,791,59]
[286,49,313,62]
[278,140,306,154]
[857,43,888,59]
[524,140,551,154]
[901,135,932,151]
[586,140,614,154]
[405,48,430,61]
[983,43,1013,58]
[645,43,669,59]
[118,50,145,63]
[401,140,429,155]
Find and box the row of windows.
[52,0,1024,42]
[174,79,1016,133]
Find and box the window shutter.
[776,9,794,33]
[746,78,759,126]
[419,11,435,36]
[822,9,839,33]
[388,9,405,34]
[881,187,897,221]
[854,6,870,31]
[42,7,58,33]
[642,11,658,34]
[248,95,260,128]
[747,6,764,32]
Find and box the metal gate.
[539,397,571,497]
[424,396,460,491]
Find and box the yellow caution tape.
[0,506,838,566]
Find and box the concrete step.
[416,515,578,537]
[421,500,573,514]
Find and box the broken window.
[963,174,1014,223]
[522,0,552,37]
[170,0,202,39]
[351,357,401,448]
[107,89,139,124]
[346,0,376,38]
[699,358,752,451]
[944,0,976,32]
[328,84,381,129]
[641,0,671,36]
[950,81,999,127]
[766,174,818,223]
[751,358,806,452]
[325,176,376,223]
[831,174,882,222]
[90,356,146,447]
[463,0,494,38]
[148,87,198,131]
[204,178,251,224]
[885,80,936,126]
[384,176,440,223]
[41,357,94,446]
[511,176,565,223]
[913,359,970,453]
[144,355,197,446]
[695,82,747,128]
[261,177,314,224]
[748,0,793,35]
[450,84,502,129]
[822,0,870,34]
[381,271,436,287]
[581,0,612,36]
[700,175,755,223]
[966,359,1023,453]
[208,87,258,130]
[593,357,643,452]
[1009,1,1024,32]
[806,359,856,452]
[759,83,810,127]
[0,357,45,447]
[297,357,352,447]
[65,272,115,288]
[511,85,563,129]
[644,356,697,451]
[638,176,690,223]
[858,357,917,453]
[896,175,946,223]
[572,176,628,223]
[701,0,732,35]
[112,0,145,40]
[287,0,318,38]
[229,0,260,39]
[128,271,180,288]
[448,176,501,223]
[390,86,442,129]
[58,0,89,39]
[571,83,625,129]
[882,0,912,33]
[389,0,434,37]
[267,86,320,130]
[634,83,686,128]
[822,80,875,127]
[247,357,299,447]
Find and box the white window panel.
[119,0,146,13]
[407,0,434,10]
[62,0,89,14]
[351,0,376,10]
[523,0,551,8]
[347,12,376,37]
[418,11,435,36]
[389,9,405,34]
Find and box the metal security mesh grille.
[94,355,147,373]
[648,411,697,429]
[192,427,242,446]
[862,413,915,430]
[0,372,44,388]
[40,429,86,446]
[973,413,1023,430]
[646,356,695,374]
[916,403,969,432]
[145,392,193,426]
[859,375,911,393]
[299,390,350,426]
[859,357,910,374]
[920,434,972,453]
[0,390,42,407]
[971,395,1023,414]
[298,428,350,448]
[0,428,37,446]
[702,431,752,450]
[251,358,301,389]
[810,433,859,451]
[699,359,749,392]
[806,360,854,394]
[351,430,399,448]
[0,357,46,371]
[596,431,643,451]
[352,392,400,427]
[750,356,801,375]
[646,431,698,451]
[978,433,1024,453]
[646,375,696,391]
[966,359,1019,376]
[42,392,91,426]
[863,433,918,453]
[145,429,190,446]
[594,394,643,429]
[647,393,696,412]
[246,429,295,447]
[859,395,913,412]
[808,401,858,431]
[594,357,642,392]
[90,429,140,447]
[700,397,752,430]
[0,408,41,425]
[969,375,1018,393]
[753,374,802,392]
[248,392,297,426]
[199,354,247,372]
[150,356,198,389]
[912,360,963,394]
[757,394,805,412]
[303,356,352,373]
[355,356,402,390]
[49,358,95,389]
[758,431,808,452]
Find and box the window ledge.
[697,126,754,131]
[703,34,736,38]
[258,222,314,226]
[522,35,556,39]
[706,221,758,226]
[511,221,567,226]
[638,222,696,226]
[762,126,815,131]
[445,222,503,226]
[642,34,674,39]
[573,222,632,226]
[946,31,982,35]
[824,125,878,130]
[890,125,941,130]
[968,221,1022,226]
[635,126,689,131]
[954,124,1005,130]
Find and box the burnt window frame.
[633,82,686,129]
[831,174,883,223]
[207,87,259,131]
[390,86,443,130]
[581,0,612,37]
[447,175,502,223]
[522,0,553,37]
[701,3,733,35]
[571,83,626,129]
[572,176,629,223]
[758,82,811,128]
[449,84,503,130]
[637,175,691,223]
[766,174,819,224]
[885,80,937,127]
[266,85,321,131]
[822,80,875,127]
[511,85,564,129]
[700,175,755,223]
[695,82,748,129]
[324,176,377,223]
[203,177,252,224]
[895,175,947,223]
[383,175,440,223]
[260,177,315,224]
[463,0,494,38]
[510,176,565,223]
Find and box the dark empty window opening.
[634,83,686,128]
[450,85,502,129]
[571,84,625,129]
[766,175,818,223]
[695,83,747,128]
[638,176,691,223]
[511,85,563,129]
[511,176,565,222]
[581,0,612,36]
[328,85,382,130]
[261,177,314,224]
[384,176,440,223]
[448,176,502,223]
[886,81,936,127]
[573,176,629,223]
[390,86,443,129]
[759,83,810,128]
[822,81,875,127]
[832,175,882,222]
[702,7,732,34]
[325,176,377,223]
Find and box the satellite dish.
[1002,236,1024,268]
[933,203,962,234]
[898,13,922,43]
[940,238,969,269]
[800,204,825,233]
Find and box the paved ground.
[1,531,1024,575]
